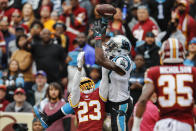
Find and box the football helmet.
[80,77,95,94]
[104,35,131,59]
[160,38,186,64]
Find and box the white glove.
[77,52,85,68]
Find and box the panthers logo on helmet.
[80,77,95,94]
[160,38,186,64]
[104,35,131,58]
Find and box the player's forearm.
[135,98,148,118]
[99,67,109,101]
[70,69,81,106]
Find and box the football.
[96,4,116,18]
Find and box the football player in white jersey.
[93,19,134,131]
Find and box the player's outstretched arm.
[132,82,154,131]
[93,19,125,76]
[69,52,85,107]
[99,67,109,102]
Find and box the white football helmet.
[103,35,131,59]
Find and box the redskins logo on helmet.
[160,38,186,64]
[80,77,95,94]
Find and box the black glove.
[92,18,109,39]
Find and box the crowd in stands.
[0,0,196,130]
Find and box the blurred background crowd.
[0,0,196,130]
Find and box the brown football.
[96,4,116,17]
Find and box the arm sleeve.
[99,67,109,102]
[69,70,81,108]
[61,103,74,115]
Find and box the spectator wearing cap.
[135,32,160,68]
[32,70,48,106]
[5,88,32,112]
[184,37,196,66]
[40,6,55,33]
[156,16,185,45]
[53,22,69,54]
[132,5,160,41]
[32,117,44,131]
[0,85,9,111]
[60,0,88,51]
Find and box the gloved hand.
[92,17,109,40]
[77,52,85,68]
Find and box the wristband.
[95,36,102,40]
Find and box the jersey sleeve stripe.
[99,94,107,102]
[144,78,153,84]
[68,95,79,108]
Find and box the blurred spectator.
[0,0,15,21]
[22,0,41,11]
[136,32,160,68]
[0,31,5,68]
[0,17,15,67]
[11,34,33,83]
[8,26,25,56]
[5,88,32,112]
[22,3,35,28]
[4,59,24,102]
[156,17,186,45]
[60,0,88,51]
[32,70,49,106]
[53,21,69,54]
[79,0,93,18]
[184,37,196,66]
[109,8,124,35]
[32,117,44,131]
[43,82,65,131]
[50,11,59,22]
[131,93,159,131]
[129,54,145,106]
[174,0,196,49]
[9,9,29,34]
[50,0,64,13]
[29,20,44,44]
[132,5,160,41]
[146,0,175,31]
[77,32,95,66]
[0,85,9,111]
[127,1,142,31]
[40,5,55,33]
[189,0,196,20]
[31,29,67,83]
[11,34,34,105]
[89,64,101,89]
